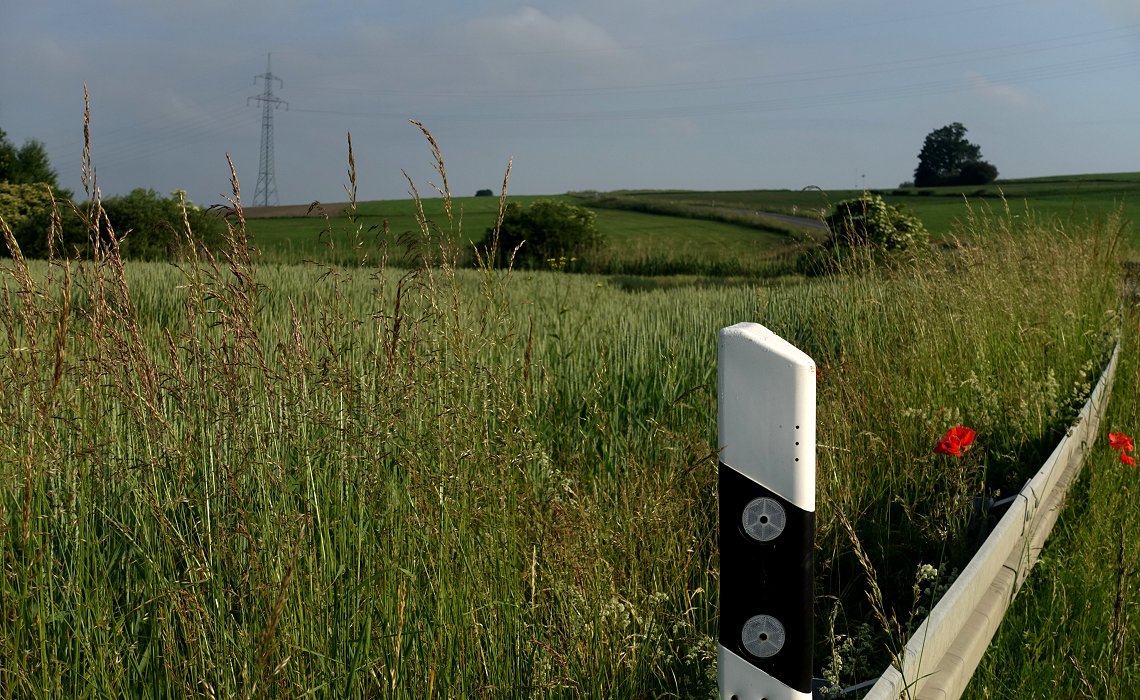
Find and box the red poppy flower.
[1108,432,1135,453]
[935,426,976,457]
[1122,453,1137,468]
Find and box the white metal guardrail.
[863,341,1120,700]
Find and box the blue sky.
[2,0,1138,207]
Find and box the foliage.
[0,182,55,232]
[0,129,74,256]
[0,128,63,192]
[797,193,928,275]
[479,198,604,269]
[5,186,226,261]
[824,193,928,250]
[914,122,999,187]
[99,188,227,260]
[1,182,90,259]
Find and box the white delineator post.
[718,323,816,700]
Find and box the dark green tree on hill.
[914,122,998,187]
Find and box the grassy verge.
[964,295,1140,699]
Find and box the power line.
[249,53,287,207]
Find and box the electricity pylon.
[249,53,287,207]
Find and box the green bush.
[0,182,82,258]
[3,186,226,261]
[797,193,928,275]
[0,182,55,232]
[99,188,226,261]
[824,193,927,250]
[478,199,604,269]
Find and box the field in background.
[243,172,1140,276]
[595,173,1140,243]
[244,193,818,276]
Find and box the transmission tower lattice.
[249,53,287,207]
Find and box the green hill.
[243,173,1139,273]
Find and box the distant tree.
[0,129,74,258]
[913,123,998,187]
[475,188,494,197]
[477,199,604,269]
[957,160,999,186]
[5,187,225,261]
[0,129,63,191]
[99,188,226,260]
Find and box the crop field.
[598,172,1140,246]
[245,173,1140,281]
[1,155,1138,697]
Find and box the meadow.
[244,172,1140,279]
[0,146,1137,697]
[578,172,1140,246]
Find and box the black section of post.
[719,461,814,694]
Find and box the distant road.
[719,207,828,232]
[757,211,828,231]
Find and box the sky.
[2,0,1139,208]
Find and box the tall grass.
[964,293,1140,699]
[0,119,1127,697]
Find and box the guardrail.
[862,341,1121,700]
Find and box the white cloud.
[966,72,1035,109]
[467,7,622,54]
[457,6,634,87]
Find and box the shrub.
[796,193,928,275]
[4,186,226,261]
[0,182,83,258]
[478,199,604,269]
[99,188,226,261]
[824,193,927,250]
[0,182,55,232]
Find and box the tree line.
[0,129,224,260]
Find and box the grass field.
[593,172,1140,245]
[2,151,1135,697]
[244,173,1140,279]
[4,112,1140,699]
[245,193,817,277]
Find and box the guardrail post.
[718,323,816,700]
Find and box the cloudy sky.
[2,0,1139,207]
